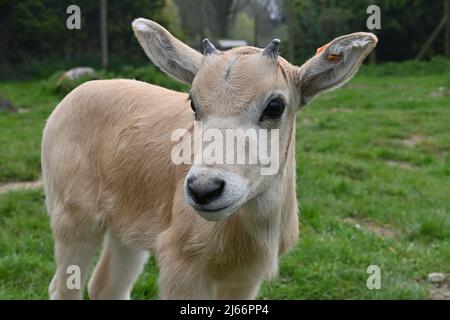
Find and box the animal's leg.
[157,250,212,299]
[214,280,262,299]
[88,231,149,300]
[49,212,104,300]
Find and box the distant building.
[217,40,248,50]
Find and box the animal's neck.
[239,119,297,224]
[215,123,297,278]
[222,120,297,262]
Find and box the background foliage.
[1,0,449,79]
[0,0,168,79]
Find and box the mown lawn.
[0,61,449,299]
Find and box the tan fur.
[43,18,377,300]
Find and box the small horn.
[262,39,281,59]
[202,38,218,55]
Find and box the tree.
[209,0,250,38]
[445,0,450,58]
[0,0,168,79]
[416,0,450,60]
[287,0,444,63]
[251,0,271,46]
[100,0,108,69]
[285,0,296,61]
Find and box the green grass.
[0,82,59,181]
[0,61,449,299]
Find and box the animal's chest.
[205,218,280,282]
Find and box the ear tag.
[316,43,342,62]
[316,43,329,54]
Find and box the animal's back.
[42,79,192,249]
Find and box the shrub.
[42,65,188,96]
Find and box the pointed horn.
[202,39,219,55]
[262,39,281,59]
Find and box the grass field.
[0,60,449,299]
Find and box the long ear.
[296,32,378,105]
[132,18,202,84]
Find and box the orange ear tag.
[316,43,329,55]
[315,43,342,62]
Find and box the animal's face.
[132,18,377,221]
[185,46,299,220]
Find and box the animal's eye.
[190,99,196,113]
[260,98,285,121]
[190,99,200,120]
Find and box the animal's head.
[132,18,377,221]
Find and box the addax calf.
[42,18,377,299]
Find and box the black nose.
[187,176,225,205]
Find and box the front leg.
[214,280,262,299]
[157,249,213,299]
[159,253,262,300]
